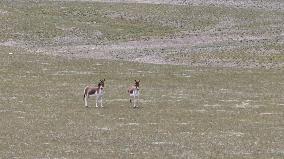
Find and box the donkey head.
[134,80,140,89]
[98,79,106,89]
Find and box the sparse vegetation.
[1,0,283,45]
[1,46,283,158]
[0,0,283,158]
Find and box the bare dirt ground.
[34,31,283,68]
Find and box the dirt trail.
[34,32,282,68]
[37,32,273,55]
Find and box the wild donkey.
[83,79,105,108]
[128,80,140,108]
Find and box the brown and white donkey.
[128,80,140,108]
[83,79,105,107]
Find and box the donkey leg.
[95,96,99,108]
[84,95,88,107]
[133,96,136,108]
[136,95,139,108]
[129,94,132,103]
[100,96,104,107]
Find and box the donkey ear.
[138,80,140,82]
[135,80,137,82]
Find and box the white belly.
[89,91,104,97]
[130,90,139,97]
